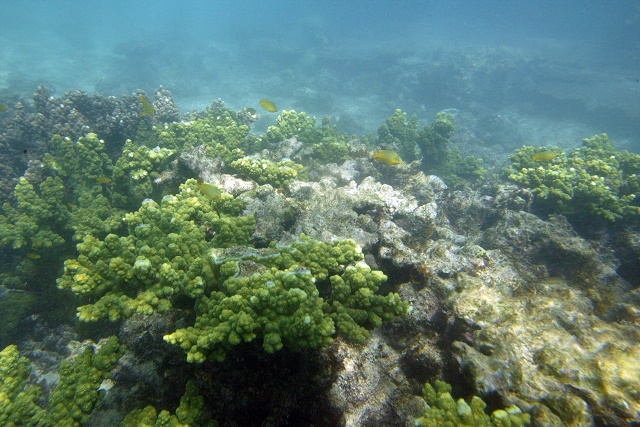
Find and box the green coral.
[505,134,640,223]
[0,133,128,340]
[164,235,408,363]
[0,345,48,427]
[376,109,422,163]
[230,158,306,187]
[415,380,531,427]
[59,177,405,363]
[120,381,216,427]
[152,105,250,163]
[111,139,179,210]
[44,133,113,197]
[0,337,124,427]
[263,110,316,144]
[375,109,484,182]
[57,179,254,322]
[418,111,456,170]
[43,133,124,242]
[0,293,38,348]
[0,175,71,302]
[48,336,125,427]
[0,176,69,255]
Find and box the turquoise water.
[1,1,638,137]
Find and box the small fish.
[26,253,41,260]
[198,182,222,200]
[0,285,30,301]
[373,149,403,165]
[0,104,9,113]
[139,94,155,116]
[98,378,114,393]
[245,107,257,115]
[96,176,112,184]
[532,150,559,162]
[259,99,278,113]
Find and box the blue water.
[1,1,639,140]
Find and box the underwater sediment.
[0,87,638,426]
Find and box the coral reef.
[376,109,422,163]
[0,86,179,184]
[48,336,125,426]
[0,133,127,341]
[111,139,179,210]
[506,133,640,224]
[230,157,305,187]
[236,167,640,424]
[3,90,640,426]
[58,178,406,362]
[43,133,125,241]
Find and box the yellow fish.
[532,150,559,162]
[27,253,41,260]
[259,99,278,113]
[373,149,403,165]
[96,176,112,184]
[139,94,155,116]
[0,104,9,113]
[198,182,222,200]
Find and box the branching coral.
[57,177,406,362]
[415,380,530,427]
[119,381,215,427]
[375,109,483,182]
[43,133,125,241]
[57,179,254,322]
[111,139,179,210]
[164,235,408,362]
[48,337,125,426]
[505,134,640,223]
[263,110,316,144]
[0,337,124,427]
[0,345,48,426]
[230,158,306,187]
